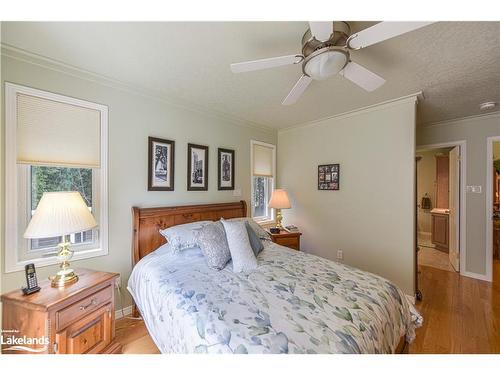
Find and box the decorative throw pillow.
[195,221,231,270]
[159,221,212,253]
[245,222,264,256]
[221,219,258,273]
[226,217,271,241]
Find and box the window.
[250,140,276,223]
[27,166,96,254]
[5,83,108,272]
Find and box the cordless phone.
[22,263,41,295]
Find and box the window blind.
[16,93,101,167]
[252,143,274,177]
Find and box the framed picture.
[187,143,209,191]
[148,136,175,191]
[218,148,235,190]
[318,164,340,190]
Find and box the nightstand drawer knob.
[79,298,98,311]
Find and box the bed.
[128,201,421,354]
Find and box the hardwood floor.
[115,316,159,354]
[115,260,500,354]
[410,259,500,353]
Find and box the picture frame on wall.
[187,143,209,191]
[218,148,235,190]
[148,136,175,191]
[318,164,340,190]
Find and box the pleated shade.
[17,93,101,167]
[24,191,97,238]
[252,143,274,177]
[268,189,291,209]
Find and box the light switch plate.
[466,185,482,193]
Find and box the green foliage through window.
[31,166,93,210]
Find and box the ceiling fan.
[230,21,434,105]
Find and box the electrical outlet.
[114,275,121,289]
[337,250,343,261]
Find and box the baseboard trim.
[115,305,133,320]
[461,270,491,283]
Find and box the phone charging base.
[22,286,41,295]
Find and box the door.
[55,304,112,354]
[449,146,460,271]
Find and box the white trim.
[419,111,500,129]
[115,305,133,320]
[1,43,275,134]
[250,140,276,222]
[485,136,500,283]
[278,92,421,134]
[461,270,491,282]
[4,82,109,273]
[416,141,469,279]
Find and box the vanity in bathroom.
[430,154,451,252]
[431,208,449,252]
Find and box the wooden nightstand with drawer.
[267,230,302,250]
[1,268,122,354]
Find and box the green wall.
[0,49,277,309]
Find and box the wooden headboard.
[132,200,247,265]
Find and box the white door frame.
[486,136,500,282]
[416,140,468,278]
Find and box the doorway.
[416,142,464,280]
[487,137,500,283]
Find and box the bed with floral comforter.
[128,241,421,354]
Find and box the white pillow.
[226,217,271,241]
[159,221,212,253]
[220,219,258,273]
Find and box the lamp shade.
[268,189,291,209]
[24,191,97,239]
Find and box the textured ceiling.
[1,21,499,129]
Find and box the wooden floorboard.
[115,260,500,354]
[409,259,500,353]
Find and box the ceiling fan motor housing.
[300,22,351,81]
[301,21,351,56]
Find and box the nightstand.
[1,268,122,354]
[267,230,302,250]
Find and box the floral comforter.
[128,241,421,354]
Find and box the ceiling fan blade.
[339,62,385,92]
[347,22,435,50]
[230,54,302,73]
[282,75,313,105]
[309,21,333,42]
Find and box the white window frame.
[4,82,109,273]
[250,140,276,224]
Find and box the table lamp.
[268,189,291,230]
[24,191,97,288]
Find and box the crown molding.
[1,43,276,135]
[419,111,500,129]
[278,92,421,134]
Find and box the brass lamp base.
[49,239,79,288]
[49,268,79,288]
[275,208,284,229]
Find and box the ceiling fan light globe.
[304,50,348,81]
